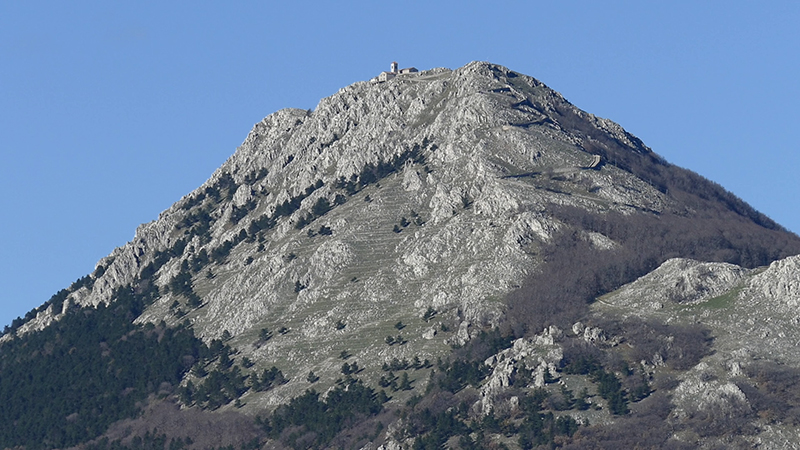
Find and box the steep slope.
[7,63,676,392]
[408,255,800,450]
[580,256,800,448]
[2,62,800,449]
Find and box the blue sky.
[1,1,798,328]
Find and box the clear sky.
[1,1,798,329]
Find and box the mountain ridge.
[3,61,800,449]
[6,62,735,337]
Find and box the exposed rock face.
[589,254,800,448]
[605,258,750,310]
[6,62,681,397]
[460,253,800,448]
[599,254,800,368]
[5,62,800,450]
[748,255,800,308]
[83,63,671,331]
[13,303,59,336]
[671,364,751,421]
[480,328,564,415]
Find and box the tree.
[311,197,332,217]
[259,328,273,342]
[399,372,412,391]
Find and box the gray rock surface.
[479,329,564,415]
[602,258,750,310]
[5,62,800,449]
[5,62,674,398]
[594,254,800,448]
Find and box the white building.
[377,61,418,82]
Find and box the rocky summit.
[4,62,800,449]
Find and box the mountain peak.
[8,61,790,352]
[4,62,800,449]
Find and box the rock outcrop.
[5,62,800,449]
[5,62,681,398]
[602,258,750,310]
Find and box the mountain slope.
[2,61,800,449]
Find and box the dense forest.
[0,283,205,449]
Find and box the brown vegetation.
[507,204,800,336]
[83,399,262,450]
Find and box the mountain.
[3,61,800,449]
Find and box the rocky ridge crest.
[4,62,675,403]
[5,61,800,449]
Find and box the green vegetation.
[181,366,247,410]
[169,261,202,307]
[250,367,288,392]
[256,380,387,449]
[435,359,489,392]
[0,284,205,449]
[385,334,407,345]
[696,287,741,310]
[250,180,324,234]
[334,144,427,196]
[84,433,196,450]
[6,92,800,449]
[230,199,256,225]
[179,337,288,409]
[592,369,629,415]
[507,200,800,336]
[398,331,586,449]
[258,327,273,343]
[341,361,360,375]
[381,356,431,372]
[422,306,437,322]
[1,266,110,337]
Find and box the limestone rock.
[478,333,563,415]
[595,255,800,448]
[607,258,749,309]
[583,326,605,344]
[747,254,800,310]
[4,61,771,414]
[672,373,751,422]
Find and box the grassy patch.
[694,287,741,310]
